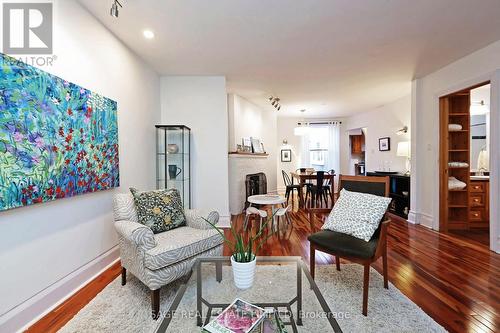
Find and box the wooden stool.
[244,207,268,231]
[274,205,292,232]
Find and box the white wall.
[276,117,345,191]
[340,95,411,175]
[160,76,230,221]
[276,117,304,190]
[227,94,277,214]
[0,1,160,331]
[412,39,500,253]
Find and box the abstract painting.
[0,53,119,211]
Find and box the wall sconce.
[396,126,408,136]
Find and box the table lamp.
[397,141,411,175]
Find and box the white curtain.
[300,125,311,167]
[327,122,341,192]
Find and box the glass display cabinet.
[156,125,191,209]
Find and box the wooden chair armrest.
[374,218,391,259]
[307,208,332,233]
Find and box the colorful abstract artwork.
[0,53,119,211]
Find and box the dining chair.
[323,169,335,205]
[307,175,391,316]
[305,171,328,207]
[282,170,302,207]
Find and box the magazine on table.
[257,309,288,333]
[238,308,288,333]
[203,298,266,333]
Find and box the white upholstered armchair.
[112,193,224,318]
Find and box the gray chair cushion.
[308,230,378,259]
[340,180,387,197]
[144,226,223,270]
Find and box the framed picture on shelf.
[241,137,252,152]
[379,137,391,151]
[251,137,264,153]
[281,149,292,162]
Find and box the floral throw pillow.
[129,188,186,234]
[322,189,392,242]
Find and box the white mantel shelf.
[228,152,269,158]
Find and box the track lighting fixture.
[110,0,122,18]
[268,95,282,111]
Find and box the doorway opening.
[439,82,491,247]
[348,128,366,175]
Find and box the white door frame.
[433,69,500,253]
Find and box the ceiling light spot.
[143,30,155,39]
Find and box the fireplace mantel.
[228,152,269,158]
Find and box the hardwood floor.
[226,203,499,333]
[25,261,122,333]
[450,228,490,247]
[28,198,499,333]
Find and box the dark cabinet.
[350,135,364,154]
[367,172,410,219]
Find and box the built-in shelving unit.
[439,91,471,231]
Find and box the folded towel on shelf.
[449,176,466,190]
[448,162,469,168]
[448,124,463,131]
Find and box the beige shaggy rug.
[59,264,446,333]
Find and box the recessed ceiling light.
[143,30,155,39]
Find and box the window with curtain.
[308,126,329,167]
[300,122,340,174]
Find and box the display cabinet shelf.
[156,125,191,208]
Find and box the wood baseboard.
[25,261,121,333]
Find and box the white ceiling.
[79,0,500,117]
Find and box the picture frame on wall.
[281,149,292,162]
[379,137,391,151]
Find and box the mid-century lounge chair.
[307,175,391,316]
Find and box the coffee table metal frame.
[156,256,342,333]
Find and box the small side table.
[247,194,287,231]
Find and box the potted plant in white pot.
[204,214,274,289]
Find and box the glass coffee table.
[155,256,342,332]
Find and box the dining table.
[290,170,336,209]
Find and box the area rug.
[59,264,446,333]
